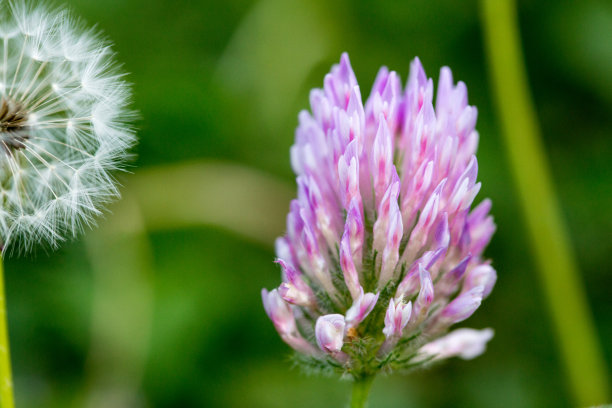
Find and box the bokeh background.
[5,0,612,407]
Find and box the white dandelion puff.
[0,1,135,253]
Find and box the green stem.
[350,376,374,408]
[480,0,610,405]
[0,254,15,408]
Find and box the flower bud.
[346,289,379,328]
[262,289,296,335]
[372,117,394,207]
[418,328,494,361]
[315,314,346,354]
[372,169,400,254]
[345,198,364,271]
[338,140,361,210]
[379,195,403,286]
[276,259,315,307]
[412,266,434,320]
[340,226,362,300]
[442,285,484,324]
[464,264,497,298]
[383,298,412,338]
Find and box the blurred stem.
[82,192,154,408]
[350,376,374,408]
[0,255,14,408]
[480,0,610,405]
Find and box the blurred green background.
[5,0,612,407]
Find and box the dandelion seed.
[0,1,135,253]
[262,53,496,378]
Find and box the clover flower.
[0,1,134,253]
[262,53,496,378]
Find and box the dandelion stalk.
[0,254,14,408]
[480,0,610,405]
[350,376,374,408]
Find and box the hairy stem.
[0,254,14,408]
[350,376,374,408]
[480,0,610,405]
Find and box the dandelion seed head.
[0,1,135,254]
